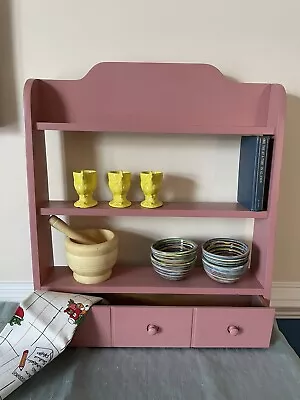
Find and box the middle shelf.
[39,201,268,218]
[41,265,264,295]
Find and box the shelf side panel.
[253,85,286,299]
[24,80,53,288]
[28,63,273,132]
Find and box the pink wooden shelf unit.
[24,62,286,349]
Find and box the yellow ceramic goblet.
[108,171,132,208]
[73,170,98,208]
[140,171,163,209]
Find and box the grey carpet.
[1,302,300,400]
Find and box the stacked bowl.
[151,238,198,280]
[202,238,250,284]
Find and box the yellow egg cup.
[73,170,98,208]
[108,171,132,208]
[140,171,163,209]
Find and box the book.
[237,135,272,211]
[263,137,274,210]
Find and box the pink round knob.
[147,324,159,336]
[227,325,239,336]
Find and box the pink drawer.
[71,306,111,347]
[192,306,275,348]
[112,306,193,347]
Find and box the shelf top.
[24,62,285,136]
[35,122,275,136]
[41,266,264,296]
[40,201,268,219]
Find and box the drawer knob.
[228,325,239,336]
[147,324,159,336]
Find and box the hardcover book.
[237,136,273,211]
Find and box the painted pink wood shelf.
[24,62,286,348]
[39,201,268,219]
[41,266,263,295]
[35,122,275,136]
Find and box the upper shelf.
[39,201,268,218]
[35,122,275,135]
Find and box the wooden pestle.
[48,216,98,245]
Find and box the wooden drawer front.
[192,307,275,348]
[112,306,193,347]
[71,306,111,347]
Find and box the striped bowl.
[151,237,198,258]
[202,258,249,284]
[151,237,198,280]
[202,238,250,283]
[202,238,249,265]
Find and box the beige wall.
[0,0,299,282]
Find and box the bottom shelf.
[41,265,264,295]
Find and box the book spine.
[251,137,262,210]
[263,138,274,210]
[255,136,269,211]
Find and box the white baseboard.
[271,282,300,318]
[0,281,299,317]
[0,282,34,303]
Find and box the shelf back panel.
[25,62,277,133]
